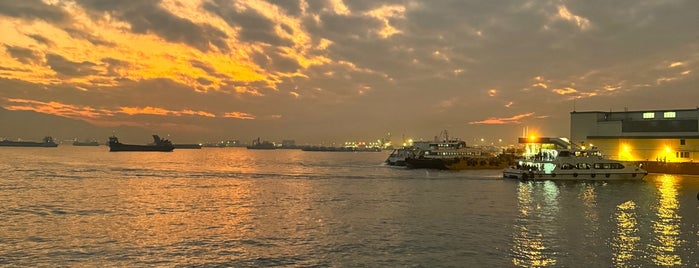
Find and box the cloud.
[223,111,256,120]
[45,54,100,77]
[469,112,536,125]
[4,45,42,65]
[555,5,590,30]
[0,0,70,23]
[4,98,113,119]
[76,0,229,52]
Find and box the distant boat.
[246,137,276,150]
[108,135,174,152]
[0,136,58,147]
[72,139,100,146]
[173,143,202,149]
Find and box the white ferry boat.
[503,137,647,180]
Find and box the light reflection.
[511,182,558,267]
[580,184,598,224]
[611,200,639,267]
[650,175,683,266]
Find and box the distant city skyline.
[0,1,697,145]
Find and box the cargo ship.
[108,135,174,152]
[0,136,58,147]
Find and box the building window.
[680,139,686,145]
[664,111,676,118]
[676,151,690,158]
[643,112,655,119]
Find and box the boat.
[246,138,276,150]
[502,137,647,180]
[385,147,418,166]
[403,141,512,170]
[72,139,100,146]
[386,131,466,166]
[108,135,174,152]
[0,136,58,147]
[387,130,511,169]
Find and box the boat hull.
[109,144,174,152]
[503,167,647,181]
[0,142,58,147]
[406,157,511,170]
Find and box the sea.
[1,146,697,267]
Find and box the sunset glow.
[0,1,696,143]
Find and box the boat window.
[593,163,624,169]
[664,111,676,118]
[577,163,592,169]
[559,163,576,170]
[643,112,655,119]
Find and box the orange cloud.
[119,106,216,117]
[223,111,256,120]
[4,98,113,119]
[552,87,578,95]
[469,112,536,125]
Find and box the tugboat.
[0,136,58,147]
[108,135,174,152]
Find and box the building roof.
[571,108,699,114]
[587,135,699,139]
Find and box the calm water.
[0,146,697,267]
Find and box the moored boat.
[0,136,58,147]
[502,137,646,180]
[108,135,174,152]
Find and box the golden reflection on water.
[649,175,683,266]
[611,200,640,267]
[579,184,599,239]
[511,182,557,267]
[113,177,256,263]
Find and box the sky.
[0,0,697,145]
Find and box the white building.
[570,108,699,162]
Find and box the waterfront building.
[570,108,699,163]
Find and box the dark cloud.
[196,77,213,86]
[27,34,54,46]
[101,58,131,77]
[203,0,292,47]
[190,60,217,74]
[75,0,229,52]
[270,0,302,16]
[0,0,70,23]
[64,28,116,47]
[4,45,42,65]
[46,54,99,77]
